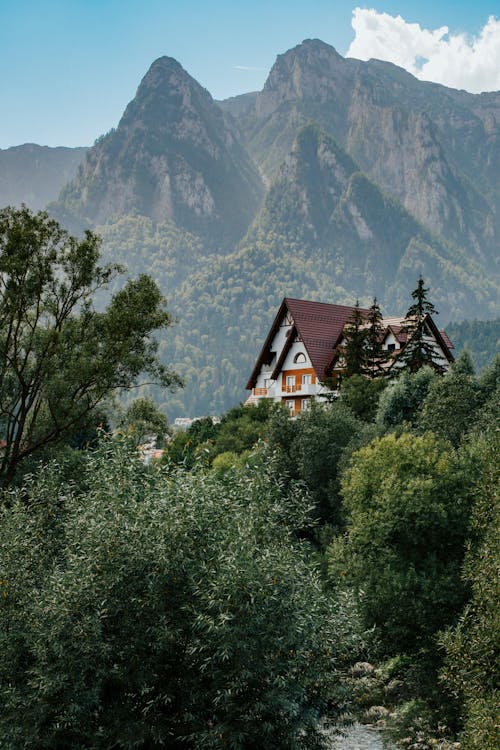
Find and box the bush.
[440,433,500,750]
[0,438,363,749]
[328,432,471,655]
[419,373,481,446]
[268,402,363,532]
[376,368,436,431]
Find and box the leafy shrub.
[0,438,363,749]
[328,432,471,655]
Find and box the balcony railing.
[253,387,268,396]
[283,383,316,396]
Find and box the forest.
[0,208,498,750]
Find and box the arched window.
[294,352,306,364]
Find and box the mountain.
[153,124,497,418]
[0,144,87,211]
[226,39,499,267]
[446,319,500,372]
[53,57,263,249]
[34,41,500,417]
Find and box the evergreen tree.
[341,300,368,377]
[398,276,442,373]
[364,297,388,378]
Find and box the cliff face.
[54,57,263,249]
[225,39,499,266]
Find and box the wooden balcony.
[253,387,268,396]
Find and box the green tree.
[376,367,436,431]
[419,372,481,446]
[269,402,363,531]
[341,300,368,377]
[398,276,443,373]
[0,206,181,482]
[440,433,499,750]
[328,432,471,655]
[364,297,388,378]
[451,349,475,376]
[339,374,387,422]
[119,396,169,446]
[211,399,275,457]
[0,438,364,749]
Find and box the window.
[264,378,272,388]
[387,343,396,352]
[301,398,311,411]
[286,375,295,387]
[294,352,306,363]
[302,373,312,385]
[286,400,295,412]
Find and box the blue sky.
[0,1,498,148]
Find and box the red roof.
[286,298,370,378]
[246,298,369,388]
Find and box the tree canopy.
[0,438,363,749]
[0,206,181,482]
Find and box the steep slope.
[0,144,87,211]
[53,57,263,249]
[119,125,497,419]
[226,39,499,266]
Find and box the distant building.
[246,297,454,415]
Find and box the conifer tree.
[364,297,388,378]
[398,276,442,373]
[341,300,367,377]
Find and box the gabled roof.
[382,314,454,371]
[246,298,370,388]
[246,298,455,391]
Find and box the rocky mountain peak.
[257,39,353,117]
[118,55,214,136]
[53,55,263,245]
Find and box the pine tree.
[364,297,388,378]
[398,276,442,373]
[341,300,368,377]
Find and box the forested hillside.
[40,39,500,417]
[0,143,87,210]
[447,318,500,371]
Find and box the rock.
[351,661,376,677]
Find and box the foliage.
[376,367,436,431]
[398,277,443,373]
[341,300,368,377]
[327,432,472,655]
[446,318,500,373]
[0,438,365,749]
[364,298,389,378]
[339,375,387,422]
[163,416,219,469]
[268,401,363,531]
[118,396,169,446]
[211,399,276,457]
[478,353,500,398]
[164,400,277,469]
[418,372,482,446]
[0,206,181,482]
[440,433,500,750]
[450,348,475,376]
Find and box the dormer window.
[294,352,306,364]
[387,343,396,352]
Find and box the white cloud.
[346,8,500,93]
[234,65,267,71]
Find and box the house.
[246,297,454,414]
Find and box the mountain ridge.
[6,39,497,417]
